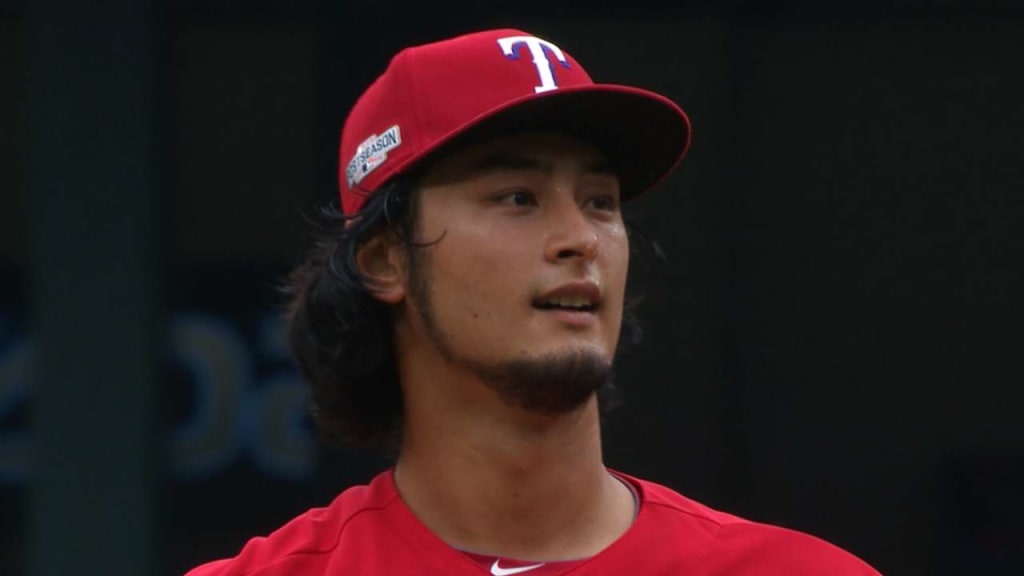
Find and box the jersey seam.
[643,499,733,528]
[232,490,404,576]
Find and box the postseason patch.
[346,125,402,188]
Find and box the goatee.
[474,349,614,415]
[407,246,616,415]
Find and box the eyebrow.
[465,153,618,178]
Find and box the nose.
[543,199,599,264]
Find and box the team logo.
[346,125,402,188]
[497,35,570,94]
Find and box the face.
[401,133,630,414]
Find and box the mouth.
[532,282,602,314]
[532,297,598,313]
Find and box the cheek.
[429,226,532,327]
[602,228,631,291]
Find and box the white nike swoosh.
[490,560,546,576]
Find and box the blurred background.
[2,0,1023,574]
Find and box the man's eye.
[587,195,620,212]
[499,190,537,207]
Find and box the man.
[186,28,880,575]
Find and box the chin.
[468,341,615,415]
[523,329,613,354]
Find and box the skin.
[357,133,636,561]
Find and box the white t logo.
[497,35,570,93]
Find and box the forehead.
[418,133,613,186]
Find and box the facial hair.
[469,349,613,415]
[406,247,614,415]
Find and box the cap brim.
[401,84,691,199]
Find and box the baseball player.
[186,28,881,575]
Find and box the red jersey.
[185,470,880,576]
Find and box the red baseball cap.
[338,28,691,214]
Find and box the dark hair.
[286,178,651,452]
[285,177,419,452]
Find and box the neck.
[394,386,634,561]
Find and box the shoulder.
[621,473,881,575]
[183,471,400,576]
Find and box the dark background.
[2,1,1023,575]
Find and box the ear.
[355,233,407,304]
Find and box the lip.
[532,280,602,328]
[533,280,603,309]
[540,307,597,328]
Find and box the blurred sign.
[6,269,329,490]
[0,311,317,485]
